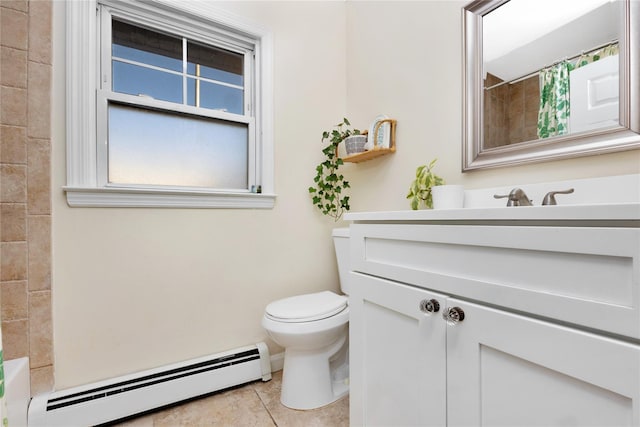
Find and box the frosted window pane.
[108,104,248,189]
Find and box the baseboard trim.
[270,352,284,372]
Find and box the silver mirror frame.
[462,0,640,171]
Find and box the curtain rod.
[484,39,619,91]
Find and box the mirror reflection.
[482,0,620,149]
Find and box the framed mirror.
[462,0,639,171]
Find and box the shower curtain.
[0,326,7,427]
[537,44,619,139]
[537,60,573,139]
[575,44,619,69]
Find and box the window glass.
[112,20,182,72]
[187,41,243,86]
[186,78,244,114]
[111,20,247,114]
[112,61,182,102]
[108,104,249,189]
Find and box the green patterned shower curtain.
[575,44,619,68]
[537,43,619,139]
[537,61,573,139]
[0,327,7,427]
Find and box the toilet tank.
[332,227,351,294]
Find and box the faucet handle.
[494,188,532,207]
[542,188,574,205]
[493,193,514,206]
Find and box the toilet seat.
[265,291,347,323]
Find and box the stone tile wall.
[0,0,53,394]
[484,73,508,148]
[507,75,539,144]
[484,73,540,148]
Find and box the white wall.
[52,1,348,389]
[51,0,640,389]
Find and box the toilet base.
[280,335,349,410]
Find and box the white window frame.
[64,0,275,208]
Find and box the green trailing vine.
[406,158,445,210]
[309,118,361,221]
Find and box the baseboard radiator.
[28,342,271,426]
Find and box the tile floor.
[111,371,349,427]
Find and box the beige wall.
[345,1,639,213]
[0,0,54,395]
[43,0,640,391]
[52,1,348,388]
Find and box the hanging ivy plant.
[308,118,360,221]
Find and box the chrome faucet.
[494,188,533,207]
[542,188,574,205]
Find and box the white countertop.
[346,174,640,223]
[345,203,640,222]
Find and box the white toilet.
[262,228,350,410]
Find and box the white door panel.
[349,273,447,426]
[570,55,619,133]
[447,298,640,427]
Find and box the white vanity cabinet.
[347,218,640,426]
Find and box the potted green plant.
[406,158,445,209]
[309,118,361,221]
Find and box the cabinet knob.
[443,307,465,324]
[419,299,440,314]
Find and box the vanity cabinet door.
[349,272,447,427]
[446,298,640,427]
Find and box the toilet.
[262,228,350,410]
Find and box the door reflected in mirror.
[462,0,640,170]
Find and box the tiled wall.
[0,0,53,394]
[484,73,539,148]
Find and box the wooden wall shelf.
[342,119,396,163]
[342,146,396,163]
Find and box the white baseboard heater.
[28,342,271,426]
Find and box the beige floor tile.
[155,386,276,427]
[114,415,155,427]
[115,387,275,427]
[253,371,348,427]
[112,370,349,427]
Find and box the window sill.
[63,186,276,209]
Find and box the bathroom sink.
[345,174,640,223]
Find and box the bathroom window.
[64,0,274,208]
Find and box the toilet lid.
[265,291,348,323]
